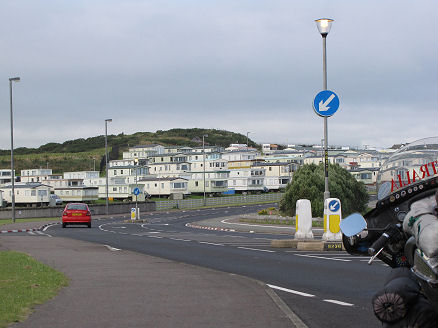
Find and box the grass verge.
[0,251,68,327]
[0,218,59,227]
[239,218,324,228]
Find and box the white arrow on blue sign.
[328,199,340,212]
[313,90,340,117]
[133,187,140,196]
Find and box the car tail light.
[63,211,67,216]
[87,211,91,216]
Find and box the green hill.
[0,129,257,175]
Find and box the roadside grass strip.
[0,251,68,328]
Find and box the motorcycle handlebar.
[369,233,390,255]
[368,224,403,256]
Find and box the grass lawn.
[0,251,68,327]
[239,218,324,228]
[0,218,59,227]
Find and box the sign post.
[313,90,340,202]
[133,187,140,221]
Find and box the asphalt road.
[40,204,387,328]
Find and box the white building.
[138,177,189,197]
[55,186,99,202]
[123,144,165,160]
[252,162,291,190]
[0,182,51,206]
[187,151,229,194]
[63,171,100,180]
[98,182,146,201]
[20,168,62,184]
[0,169,15,186]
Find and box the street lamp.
[105,118,112,215]
[202,134,208,206]
[315,18,333,201]
[9,77,20,223]
[246,132,251,151]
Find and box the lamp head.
[105,119,112,123]
[315,18,334,36]
[9,77,20,82]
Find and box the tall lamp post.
[202,134,208,206]
[9,77,20,223]
[104,118,112,215]
[315,18,333,201]
[246,132,251,151]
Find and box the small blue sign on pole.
[328,199,340,212]
[133,187,140,196]
[313,90,340,117]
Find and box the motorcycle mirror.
[340,213,367,237]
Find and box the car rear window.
[66,204,88,210]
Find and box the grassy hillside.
[0,129,256,175]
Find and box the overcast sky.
[0,0,436,150]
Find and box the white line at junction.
[323,299,354,307]
[267,284,315,297]
[238,247,275,253]
[294,254,351,262]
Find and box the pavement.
[0,218,305,328]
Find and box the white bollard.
[322,198,342,241]
[295,199,314,239]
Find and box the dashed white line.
[199,241,225,246]
[323,299,354,307]
[238,247,275,253]
[267,284,315,297]
[170,238,191,242]
[294,254,351,262]
[148,236,163,239]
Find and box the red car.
[62,203,92,228]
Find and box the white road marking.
[148,236,163,239]
[267,284,315,297]
[170,238,191,242]
[295,254,351,262]
[113,226,126,229]
[36,231,52,237]
[147,231,161,234]
[104,245,121,251]
[238,247,275,253]
[199,241,225,246]
[27,231,36,235]
[42,223,59,231]
[323,299,354,307]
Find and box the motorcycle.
[341,137,438,327]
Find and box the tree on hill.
[279,163,369,217]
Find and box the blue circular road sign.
[313,90,340,117]
[133,187,140,196]
[328,199,340,212]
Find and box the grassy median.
[0,251,68,327]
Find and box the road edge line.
[262,283,309,328]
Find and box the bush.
[279,163,369,217]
